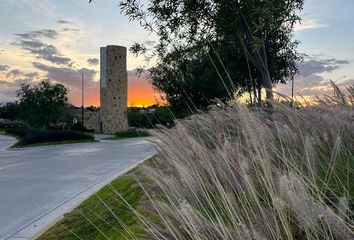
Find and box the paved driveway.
[0,135,156,240]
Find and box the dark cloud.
[25,72,39,78]
[14,78,34,85]
[6,69,23,78]
[33,62,97,89]
[62,28,80,32]
[14,38,72,66]
[15,29,58,40]
[87,58,99,65]
[0,65,9,71]
[0,80,20,103]
[0,80,17,88]
[298,58,350,77]
[277,56,352,97]
[0,76,37,103]
[3,68,37,86]
[14,29,73,66]
[57,20,72,24]
[32,62,100,106]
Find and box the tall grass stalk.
[137,87,354,239]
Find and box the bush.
[71,123,95,133]
[0,102,20,120]
[115,130,150,138]
[0,119,28,130]
[15,130,94,146]
[5,127,30,138]
[128,106,176,128]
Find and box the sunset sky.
[0,0,353,106]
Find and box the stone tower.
[100,45,128,133]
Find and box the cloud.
[298,58,350,77]
[0,76,37,103]
[57,20,72,24]
[15,39,72,66]
[0,65,9,71]
[25,72,39,78]
[32,62,100,106]
[87,58,99,65]
[294,19,327,31]
[14,29,73,66]
[276,56,352,97]
[15,29,58,39]
[4,68,38,84]
[0,80,21,103]
[6,69,24,78]
[62,28,80,32]
[33,62,97,88]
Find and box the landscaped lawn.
[38,165,149,240]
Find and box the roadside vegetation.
[138,90,354,239]
[38,166,150,240]
[128,106,176,129]
[38,86,354,240]
[0,80,96,147]
[114,130,150,139]
[5,127,94,148]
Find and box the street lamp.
[291,76,295,107]
[78,71,85,126]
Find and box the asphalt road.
[0,134,156,240]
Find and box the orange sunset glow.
[68,71,164,107]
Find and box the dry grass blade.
[135,86,354,240]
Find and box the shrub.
[135,91,354,239]
[0,102,20,120]
[128,106,176,128]
[115,130,150,138]
[0,119,28,130]
[5,126,29,137]
[17,130,94,146]
[71,123,95,133]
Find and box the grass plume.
[139,88,354,239]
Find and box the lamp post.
[291,77,295,107]
[79,71,85,126]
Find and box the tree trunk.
[261,70,274,107]
[247,78,253,105]
[253,78,257,106]
[258,80,262,106]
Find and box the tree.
[119,0,304,107]
[17,80,70,128]
[0,102,20,120]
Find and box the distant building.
[84,45,128,133]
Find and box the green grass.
[38,166,150,240]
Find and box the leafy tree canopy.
[0,102,20,121]
[17,80,70,128]
[119,0,304,108]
